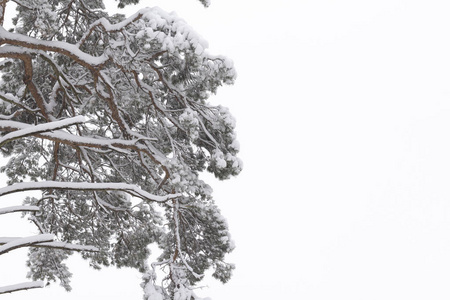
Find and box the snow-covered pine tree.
[0,0,241,298]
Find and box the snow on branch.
[77,8,149,46]
[0,237,99,252]
[0,234,55,255]
[0,2,240,297]
[0,281,44,294]
[32,241,99,252]
[0,205,40,215]
[0,118,169,180]
[0,91,40,114]
[0,119,157,149]
[0,181,181,203]
[0,116,86,146]
[0,27,108,67]
[0,237,21,244]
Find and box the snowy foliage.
[0,0,240,297]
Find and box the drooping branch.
[172,199,203,280]
[0,119,171,183]
[0,181,181,203]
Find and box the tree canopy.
[0,0,241,299]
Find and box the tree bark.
[0,0,7,27]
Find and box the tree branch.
[0,234,55,255]
[0,181,181,203]
[0,28,108,68]
[0,0,7,27]
[0,205,39,215]
[0,237,99,252]
[0,116,86,147]
[0,281,44,294]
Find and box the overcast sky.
[3,0,450,299]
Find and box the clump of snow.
[230,139,240,151]
[212,150,227,169]
[142,271,164,300]
[179,108,200,140]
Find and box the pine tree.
[0,0,241,298]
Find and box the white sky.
[2,0,450,299]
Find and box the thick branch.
[0,119,162,157]
[0,234,55,255]
[0,27,108,68]
[0,120,171,185]
[0,116,86,146]
[0,237,99,252]
[0,205,39,215]
[0,281,44,294]
[0,181,181,203]
[0,51,50,120]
